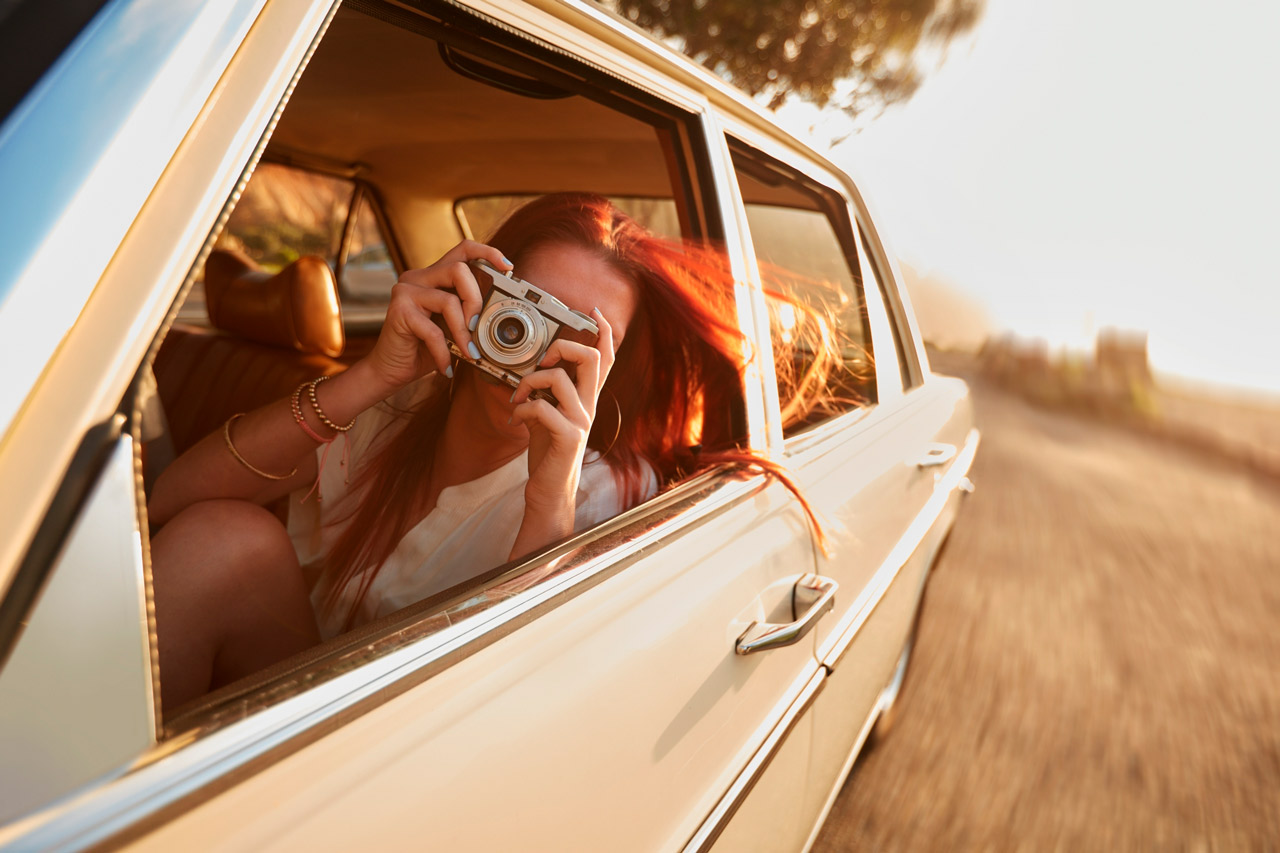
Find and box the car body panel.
[117,482,819,852]
[0,0,979,848]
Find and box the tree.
[601,0,983,122]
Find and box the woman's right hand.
[364,240,513,394]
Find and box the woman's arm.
[148,360,399,527]
[149,240,512,528]
[508,308,614,560]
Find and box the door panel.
[797,384,977,839]
[133,478,819,851]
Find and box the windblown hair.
[319,193,847,629]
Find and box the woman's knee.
[151,500,299,606]
[154,499,295,570]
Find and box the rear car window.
[729,141,876,435]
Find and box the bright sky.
[781,0,1280,395]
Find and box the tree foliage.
[602,0,983,120]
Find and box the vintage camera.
[442,259,599,401]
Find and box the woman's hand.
[508,308,615,552]
[363,240,512,396]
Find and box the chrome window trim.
[700,109,779,456]
[681,666,827,852]
[818,427,980,670]
[0,466,770,851]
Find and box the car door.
[722,132,978,843]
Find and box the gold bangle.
[223,413,298,480]
[307,375,357,432]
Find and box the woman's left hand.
[508,308,614,549]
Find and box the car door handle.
[915,443,957,468]
[735,575,838,656]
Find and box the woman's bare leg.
[151,500,320,712]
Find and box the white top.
[288,377,656,639]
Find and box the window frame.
[839,183,928,391]
[144,0,756,738]
[720,127,898,450]
[210,154,406,301]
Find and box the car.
[0,0,978,849]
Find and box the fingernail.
[506,415,513,425]
[445,364,454,379]
[502,256,514,267]
[468,314,479,332]
[509,390,517,403]
[467,342,481,360]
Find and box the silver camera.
[443,259,599,399]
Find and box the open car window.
[144,1,738,734]
[727,139,877,436]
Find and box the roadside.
[812,366,1280,850]
[929,345,1280,482]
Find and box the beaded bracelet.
[291,382,331,444]
[307,375,357,432]
[223,413,298,480]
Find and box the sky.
[779,0,1280,396]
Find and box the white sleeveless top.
[288,376,655,639]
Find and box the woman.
[149,193,773,711]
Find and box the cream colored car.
[0,0,977,849]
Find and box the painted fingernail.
[506,415,513,425]
[468,314,479,332]
[445,364,454,379]
[502,256,514,267]
[467,342,481,360]
[509,390,517,403]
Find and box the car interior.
[142,0,876,731]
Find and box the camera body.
[442,259,599,400]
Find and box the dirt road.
[812,370,1280,851]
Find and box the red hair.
[319,193,834,629]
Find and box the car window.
[343,192,399,301]
[728,141,876,435]
[143,3,735,733]
[176,164,399,325]
[218,163,352,271]
[856,225,919,391]
[457,195,683,241]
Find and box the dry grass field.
[813,358,1280,851]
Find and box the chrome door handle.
[915,443,956,468]
[735,575,838,655]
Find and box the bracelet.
[307,375,357,433]
[223,414,298,480]
[291,382,332,444]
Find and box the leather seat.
[154,250,349,456]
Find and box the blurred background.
[609,0,1280,847]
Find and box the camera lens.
[478,299,547,368]
[496,316,527,347]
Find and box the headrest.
[204,250,345,357]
